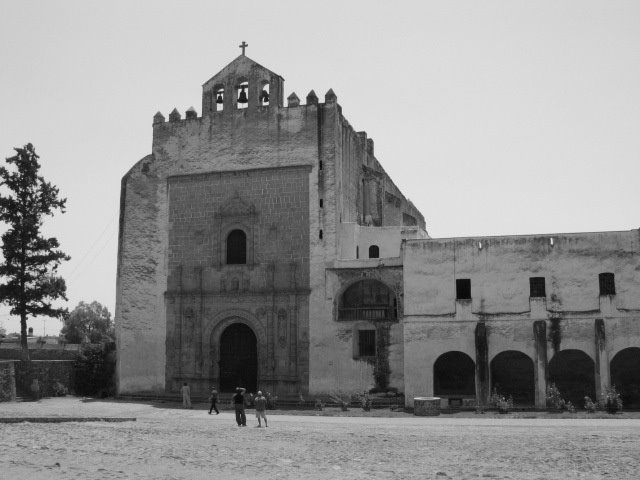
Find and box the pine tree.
[0,144,70,360]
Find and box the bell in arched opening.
[238,86,248,104]
[216,93,223,104]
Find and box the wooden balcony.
[338,306,397,322]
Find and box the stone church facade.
[116,53,640,408]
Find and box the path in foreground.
[1,398,639,479]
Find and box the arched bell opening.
[214,84,225,112]
[490,350,535,405]
[237,79,249,109]
[260,81,270,106]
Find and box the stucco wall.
[309,265,404,394]
[404,231,640,316]
[402,230,640,405]
[338,223,428,260]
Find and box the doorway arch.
[219,323,258,393]
[433,351,476,396]
[548,349,595,407]
[611,347,640,409]
[490,350,535,405]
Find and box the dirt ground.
[1,398,639,479]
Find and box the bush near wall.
[0,360,17,401]
[14,360,74,397]
[72,343,116,397]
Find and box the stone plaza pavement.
[1,398,639,479]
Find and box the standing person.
[30,378,40,401]
[208,386,219,415]
[181,382,192,409]
[254,391,268,428]
[232,387,246,426]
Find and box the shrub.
[601,385,623,414]
[546,383,566,410]
[73,344,116,396]
[584,396,597,413]
[358,392,372,411]
[490,389,513,413]
[52,381,68,397]
[329,392,350,411]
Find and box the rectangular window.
[599,273,616,295]
[358,330,376,357]
[456,279,471,300]
[529,277,546,298]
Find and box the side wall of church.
[308,99,418,396]
[334,117,424,230]
[402,230,640,407]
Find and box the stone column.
[474,322,490,406]
[594,318,610,399]
[533,320,548,409]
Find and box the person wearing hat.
[254,391,268,428]
[232,387,247,426]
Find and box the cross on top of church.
[239,41,248,55]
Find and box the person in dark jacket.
[208,387,219,415]
[232,387,246,426]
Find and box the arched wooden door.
[219,323,258,393]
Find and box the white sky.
[1,1,639,336]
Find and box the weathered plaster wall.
[403,230,640,406]
[405,231,640,315]
[335,120,424,230]
[338,224,428,260]
[309,265,404,394]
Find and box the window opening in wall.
[456,279,471,300]
[237,81,248,109]
[356,246,359,259]
[215,86,224,111]
[599,272,616,295]
[319,160,323,170]
[226,229,247,264]
[259,82,270,106]
[529,277,546,298]
[319,199,323,208]
[368,245,379,259]
[319,229,323,240]
[358,330,376,357]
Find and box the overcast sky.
[1,1,639,336]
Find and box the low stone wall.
[0,360,17,401]
[14,360,74,398]
[0,343,80,361]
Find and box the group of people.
[180,382,268,428]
